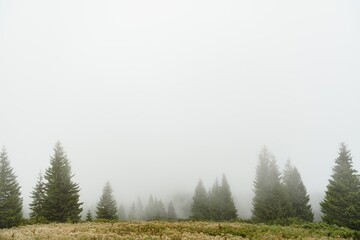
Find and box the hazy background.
[1,0,360,219]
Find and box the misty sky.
[1,0,360,218]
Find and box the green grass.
[0,221,358,239]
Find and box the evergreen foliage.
[42,142,83,222]
[252,147,291,222]
[320,143,360,230]
[29,172,46,221]
[118,205,126,220]
[191,180,209,220]
[127,203,136,220]
[283,160,313,222]
[167,201,177,220]
[0,147,23,228]
[208,179,221,220]
[85,209,93,222]
[96,182,118,220]
[191,176,237,221]
[135,197,144,220]
[144,195,167,220]
[218,175,238,220]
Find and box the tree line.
[1,142,360,231]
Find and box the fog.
[1,0,360,220]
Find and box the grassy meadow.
[0,221,359,240]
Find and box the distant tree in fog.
[135,197,145,219]
[42,142,82,222]
[29,172,46,222]
[320,143,360,230]
[191,176,237,221]
[218,175,238,220]
[167,201,177,220]
[118,204,126,220]
[144,195,167,220]
[208,179,221,219]
[0,147,23,228]
[191,180,209,220]
[96,181,118,220]
[145,195,155,220]
[85,209,93,222]
[283,160,313,222]
[154,199,166,219]
[252,147,291,222]
[127,203,136,220]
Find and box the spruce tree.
[96,182,118,220]
[252,147,272,222]
[127,203,136,220]
[0,147,23,228]
[266,158,292,220]
[153,198,166,219]
[191,180,209,220]
[29,172,46,221]
[252,147,291,222]
[218,175,238,220]
[118,205,126,220]
[135,197,144,220]
[85,209,93,222]
[320,143,360,230]
[208,179,221,220]
[43,142,82,222]
[283,160,313,222]
[167,201,177,220]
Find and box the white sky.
[1,0,360,218]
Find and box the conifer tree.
[85,209,93,222]
[191,180,209,220]
[145,195,156,220]
[96,182,118,220]
[0,147,23,228]
[320,143,360,230]
[283,160,313,222]
[118,205,126,220]
[252,147,272,222]
[153,198,166,219]
[135,197,144,220]
[209,179,222,220]
[167,201,177,220]
[127,203,136,220]
[29,172,46,221]
[43,142,82,222]
[252,147,291,222]
[218,175,238,220]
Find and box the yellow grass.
[0,221,350,240]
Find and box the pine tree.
[320,143,360,230]
[127,203,136,220]
[218,175,238,220]
[191,180,209,220]
[135,197,144,220]
[0,147,23,228]
[118,205,126,220]
[29,172,46,222]
[283,160,313,222]
[252,147,291,222]
[145,195,155,220]
[85,209,93,222]
[209,179,222,220]
[43,142,83,222]
[266,158,292,220]
[167,201,177,220]
[252,147,272,222]
[153,198,166,219]
[96,182,118,220]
